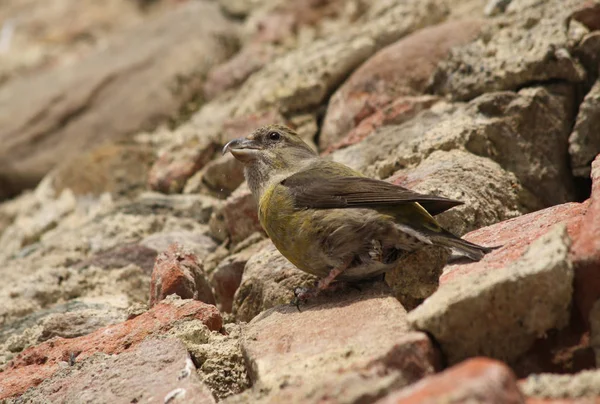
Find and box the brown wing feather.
[281,167,463,216]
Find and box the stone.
[120,192,221,224]
[184,154,246,199]
[409,224,574,365]
[238,282,438,403]
[209,183,263,245]
[210,242,264,313]
[0,1,237,199]
[49,142,155,199]
[376,358,524,404]
[332,85,576,207]
[0,297,222,399]
[15,338,216,404]
[232,240,316,322]
[149,244,216,307]
[520,370,600,401]
[141,230,218,260]
[320,19,483,149]
[231,0,448,117]
[74,243,158,274]
[569,80,600,177]
[591,300,600,366]
[430,0,586,101]
[571,155,600,327]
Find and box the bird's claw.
[290,286,315,312]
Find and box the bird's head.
[223,124,317,198]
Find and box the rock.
[519,370,600,401]
[569,80,600,178]
[120,192,221,224]
[409,224,574,365]
[430,0,586,101]
[15,338,216,404]
[320,18,483,149]
[184,154,246,199]
[571,155,600,327]
[238,282,438,403]
[209,183,263,245]
[210,242,264,313]
[168,321,250,400]
[0,297,222,399]
[332,85,576,207]
[74,243,158,274]
[219,0,270,18]
[0,1,238,199]
[376,358,524,404]
[591,300,600,366]
[149,244,216,307]
[50,142,155,199]
[231,0,448,117]
[232,240,316,322]
[141,231,218,259]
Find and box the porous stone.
[520,370,600,401]
[569,80,600,177]
[409,224,574,365]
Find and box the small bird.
[223,124,494,301]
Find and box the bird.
[223,124,494,302]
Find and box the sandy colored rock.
[121,192,221,224]
[409,224,574,365]
[520,370,600,400]
[184,153,246,198]
[430,0,586,101]
[74,243,158,274]
[149,244,216,307]
[238,282,438,404]
[0,297,222,399]
[569,80,600,177]
[376,358,524,404]
[232,240,316,322]
[15,338,216,404]
[0,1,238,200]
[141,231,217,259]
[320,18,483,149]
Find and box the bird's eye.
[268,131,281,141]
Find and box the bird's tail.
[428,229,498,261]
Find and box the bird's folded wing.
[281,169,463,216]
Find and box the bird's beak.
[222,138,260,162]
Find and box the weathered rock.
[232,240,316,322]
[74,243,158,274]
[15,338,216,404]
[376,358,524,404]
[430,0,586,101]
[210,242,264,313]
[237,282,438,404]
[141,230,217,259]
[569,80,600,178]
[320,18,483,149]
[184,154,246,198]
[50,142,155,199]
[0,297,222,399]
[168,320,250,400]
[219,0,271,18]
[209,183,263,245]
[520,370,600,401]
[149,244,216,307]
[409,224,574,365]
[231,0,448,117]
[0,1,238,199]
[120,192,221,224]
[571,155,600,327]
[333,85,576,207]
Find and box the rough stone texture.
[184,154,246,199]
[520,370,600,400]
[320,18,483,149]
[141,230,218,259]
[569,80,600,177]
[376,358,524,404]
[0,1,238,199]
[0,297,222,399]
[123,192,221,224]
[409,224,574,365]
[149,244,216,307]
[168,321,250,400]
[429,0,586,101]
[231,0,449,117]
[49,142,155,198]
[209,183,264,245]
[238,282,438,404]
[332,85,576,207]
[14,338,216,404]
[571,155,600,327]
[210,242,264,313]
[73,243,158,274]
[232,240,316,322]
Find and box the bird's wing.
[280,164,463,216]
